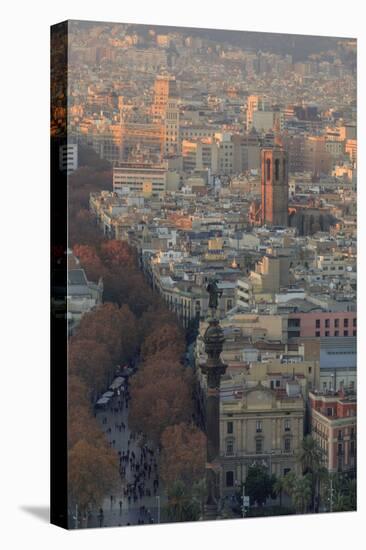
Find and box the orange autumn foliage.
[160,423,206,489]
[68,440,119,512]
[69,339,113,395]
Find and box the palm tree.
[192,478,207,519]
[273,476,285,507]
[297,435,323,474]
[323,473,357,512]
[282,471,296,498]
[297,435,325,512]
[166,480,200,522]
[344,477,357,510]
[292,475,312,514]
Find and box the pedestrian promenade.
[84,385,164,528]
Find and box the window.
[316,331,321,337]
[284,438,291,452]
[256,439,263,454]
[284,419,291,432]
[283,468,291,476]
[226,471,234,487]
[226,440,234,456]
[308,366,312,374]
[316,319,320,328]
[338,430,343,440]
[227,299,233,311]
[256,420,263,433]
[353,318,357,327]
[335,319,339,328]
[266,158,271,181]
[337,443,343,456]
[327,407,333,416]
[344,330,348,337]
[325,319,330,328]
[353,330,357,337]
[227,421,233,435]
[350,441,355,457]
[275,158,280,180]
[335,331,339,336]
[276,380,281,388]
[325,331,330,337]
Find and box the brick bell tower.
[261,145,289,227]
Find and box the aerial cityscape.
[51,20,357,528]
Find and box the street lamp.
[268,449,276,474]
[156,495,161,524]
[330,373,335,392]
[72,503,78,529]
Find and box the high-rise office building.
[152,74,178,120]
[164,96,180,155]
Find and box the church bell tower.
[261,146,289,227]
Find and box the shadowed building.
[261,146,289,227]
[288,207,337,236]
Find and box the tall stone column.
[200,303,227,520]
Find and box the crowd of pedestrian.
[94,378,160,527]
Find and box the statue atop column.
[206,278,223,318]
[200,278,227,520]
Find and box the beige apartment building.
[113,161,175,197]
[223,359,320,396]
[181,138,219,174]
[237,254,291,304]
[207,312,288,342]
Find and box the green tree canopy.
[244,464,276,507]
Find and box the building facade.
[113,162,167,197]
[309,390,356,473]
[220,382,304,495]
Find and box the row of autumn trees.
[129,317,206,522]
[67,148,206,521]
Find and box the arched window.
[266,158,271,181]
[275,158,280,180]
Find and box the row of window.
[315,318,356,328]
[226,437,292,456]
[316,330,356,337]
[227,419,291,434]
